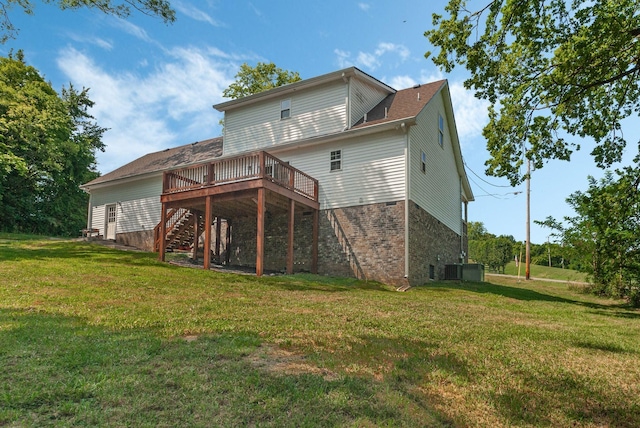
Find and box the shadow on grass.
[425,281,635,313]
[0,308,454,427]
[488,364,639,427]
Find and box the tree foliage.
[0,0,175,42]
[222,62,302,100]
[562,163,640,305]
[467,222,515,273]
[0,51,106,236]
[425,0,640,185]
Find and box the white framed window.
[421,151,427,173]
[438,113,444,147]
[280,99,291,120]
[330,150,342,172]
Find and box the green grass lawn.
[497,261,589,282]
[1,236,639,427]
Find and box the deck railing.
[162,151,318,202]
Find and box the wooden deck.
[156,151,319,276]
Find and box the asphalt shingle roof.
[352,80,446,128]
[82,137,223,188]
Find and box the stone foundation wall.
[230,201,406,285]
[229,211,315,273]
[116,230,155,252]
[407,201,463,285]
[319,202,405,285]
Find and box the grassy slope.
[498,261,589,282]
[1,236,639,427]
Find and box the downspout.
[460,176,464,262]
[403,122,410,279]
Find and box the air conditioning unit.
[444,264,462,280]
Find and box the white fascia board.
[80,171,163,192]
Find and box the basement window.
[421,151,427,173]
[280,99,291,120]
[438,113,444,147]
[330,150,342,172]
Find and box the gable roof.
[352,80,446,129]
[81,137,223,189]
[214,66,395,112]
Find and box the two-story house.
[80,67,474,286]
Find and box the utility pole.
[525,159,531,280]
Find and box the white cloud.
[448,80,489,141]
[334,42,410,71]
[375,42,410,61]
[334,49,352,68]
[358,3,370,11]
[112,19,153,43]
[174,1,223,27]
[56,46,237,173]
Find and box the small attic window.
[421,151,427,173]
[438,113,444,147]
[280,99,291,120]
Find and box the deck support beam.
[192,210,200,262]
[204,195,213,270]
[287,199,295,274]
[312,209,318,274]
[225,220,232,265]
[256,188,265,277]
[159,202,167,261]
[215,216,222,261]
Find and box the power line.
[467,175,522,199]
[464,160,513,188]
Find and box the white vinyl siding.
[89,175,162,236]
[409,91,462,234]
[349,79,389,127]
[274,130,406,209]
[223,81,347,156]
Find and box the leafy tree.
[425,0,640,185]
[0,51,105,236]
[467,221,489,241]
[562,163,640,305]
[222,62,302,100]
[469,231,515,273]
[1,0,175,43]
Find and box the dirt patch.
[245,344,340,381]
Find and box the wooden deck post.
[225,220,232,265]
[192,211,200,262]
[204,196,212,270]
[287,199,295,274]
[312,209,318,274]
[256,188,265,277]
[215,216,222,261]
[159,202,167,261]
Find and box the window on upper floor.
[438,113,444,147]
[421,151,427,173]
[330,150,342,172]
[281,99,291,120]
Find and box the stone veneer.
[116,230,155,252]
[407,200,464,285]
[229,201,406,286]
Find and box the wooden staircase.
[154,208,204,252]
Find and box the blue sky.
[2,0,637,244]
